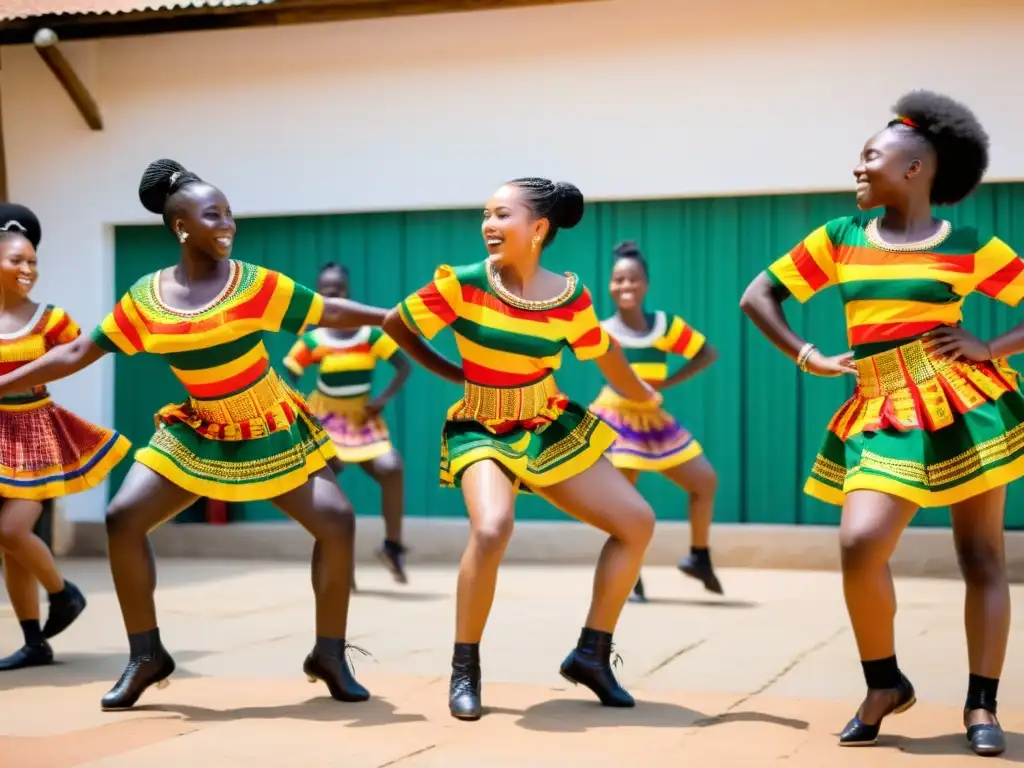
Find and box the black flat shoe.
[965,710,1006,757]
[678,555,723,595]
[43,581,87,639]
[303,641,370,702]
[559,628,634,708]
[449,643,482,721]
[839,674,916,746]
[101,650,175,710]
[0,642,53,671]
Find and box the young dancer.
[741,91,1022,756]
[0,160,391,711]
[0,203,130,671]
[382,177,660,721]
[589,241,721,602]
[284,261,412,582]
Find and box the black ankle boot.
[449,642,482,720]
[678,549,723,595]
[303,637,371,702]
[0,641,53,671]
[965,674,1006,756]
[559,628,634,707]
[101,629,175,711]
[376,540,408,584]
[43,580,87,639]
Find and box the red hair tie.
[896,115,919,128]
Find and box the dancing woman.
[284,261,412,582]
[0,204,130,671]
[741,91,1023,757]
[0,160,390,710]
[382,177,660,720]
[589,241,721,602]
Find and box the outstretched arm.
[594,344,661,404]
[0,337,107,396]
[319,298,389,330]
[383,309,463,385]
[740,272,854,378]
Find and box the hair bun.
[552,181,584,230]
[138,158,189,214]
[0,203,42,249]
[613,239,642,258]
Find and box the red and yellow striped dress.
[283,327,400,464]
[768,214,1024,507]
[90,260,336,501]
[0,304,130,499]
[397,260,617,492]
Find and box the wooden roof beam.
[33,29,102,131]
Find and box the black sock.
[452,642,480,666]
[315,636,346,656]
[128,628,162,657]
[383,539,403,554]
[20,619,44,646]
[47,584,69,601]
[966,673,999,713]
[861,655,901,689]
[690,546,710,564]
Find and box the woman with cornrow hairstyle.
[383,177,660,721]
[0,159,412,712]
[590,240,722,603]
[742,91,1024,756]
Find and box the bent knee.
[615,497,655,547]
[315,503,355,543]
[374,453,404,479]
[839,525,893,572]
[0,520,31,551]
[956,538,1005,587]
[692,463,718,497]
[471,513,515,557]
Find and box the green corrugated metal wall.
[109,183,1024,528]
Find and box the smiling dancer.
[741,91,1023,757]
[382,177,661,721]
[284,261,412,583]
[0,203,130,671]
[0,160,392,711]
[590,241,721,602]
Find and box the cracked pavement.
[1,558,1023,766]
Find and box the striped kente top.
[283,326,399,400]
[398,260,614,387]
[601,310,706,383]
[90,260,323,399]
[767,215,1024,358]
[0,304,80,402]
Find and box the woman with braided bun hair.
[383,177,659,720]
[0,203,130,672]
[0,159,414,711]
[742,91,1024,756]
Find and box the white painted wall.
[2,0,1022,520]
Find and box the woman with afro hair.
[741,90,1023,756]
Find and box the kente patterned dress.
[0,304,130,499]
[589,311,705,472]
[397,260,618,492]
[283,326,401,464]
[768,214,1024,507]
[90,260,337,501]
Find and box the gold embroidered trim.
[812,455,847,485]
[190,371,292,426]
[453,376,559,422]
[150,260,241,318]
[532,411,599,470]
[864,217,952,253]
[486,261,577,311]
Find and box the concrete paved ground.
[1,559,1023,766]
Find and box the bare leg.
[100,463,197,711]
[0,499,62,593]
[0,544,53,670]
[837,490,918,737]
[615,469,648,603]
[448,460,517,720]
[950,486,1010,746]
[360,450,408,582]
[271,467,368,702]
[534,456,655,707]
[661,455,723,594]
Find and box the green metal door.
[110,182,1024,528]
